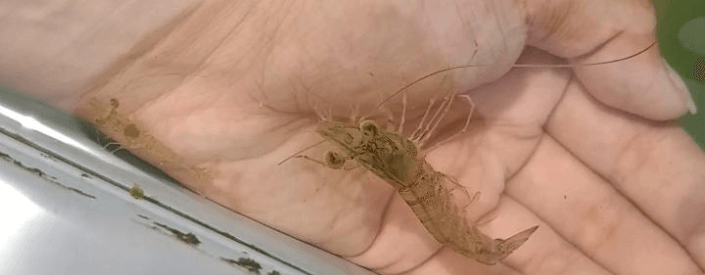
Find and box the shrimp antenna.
[278,139,326,166]
[512,40,657,68]
[371,65,477,111]
[371,41,657,113]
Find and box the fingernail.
[662,57,697,114]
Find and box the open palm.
[74,1,705,274]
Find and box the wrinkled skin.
[21,0,702,274]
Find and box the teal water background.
[655,0,705,148]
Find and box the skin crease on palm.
[3,0,705,274]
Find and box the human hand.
[70,0,704,274]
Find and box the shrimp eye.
[325,151,345,169]
[360,120,378,136]
[494,241,505,252]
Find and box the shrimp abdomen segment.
[397,160,537,265]
[396,162,476,255]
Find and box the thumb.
[524,0,696,120]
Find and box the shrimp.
[280,41,658,264]
[313,92,537,265]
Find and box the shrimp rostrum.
[307,93,538,265]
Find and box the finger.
[397,193,612,275]
[508,135,702,274]
[545,78,705,270]
[424,138,616,273]
[525,0,695,120]
[481,195,614,275]
[573,38,694,120]
[350,192,524,275]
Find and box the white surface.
[0,86,376,275]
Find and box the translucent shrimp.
[280,41,658,264]
[313,92,537,264]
